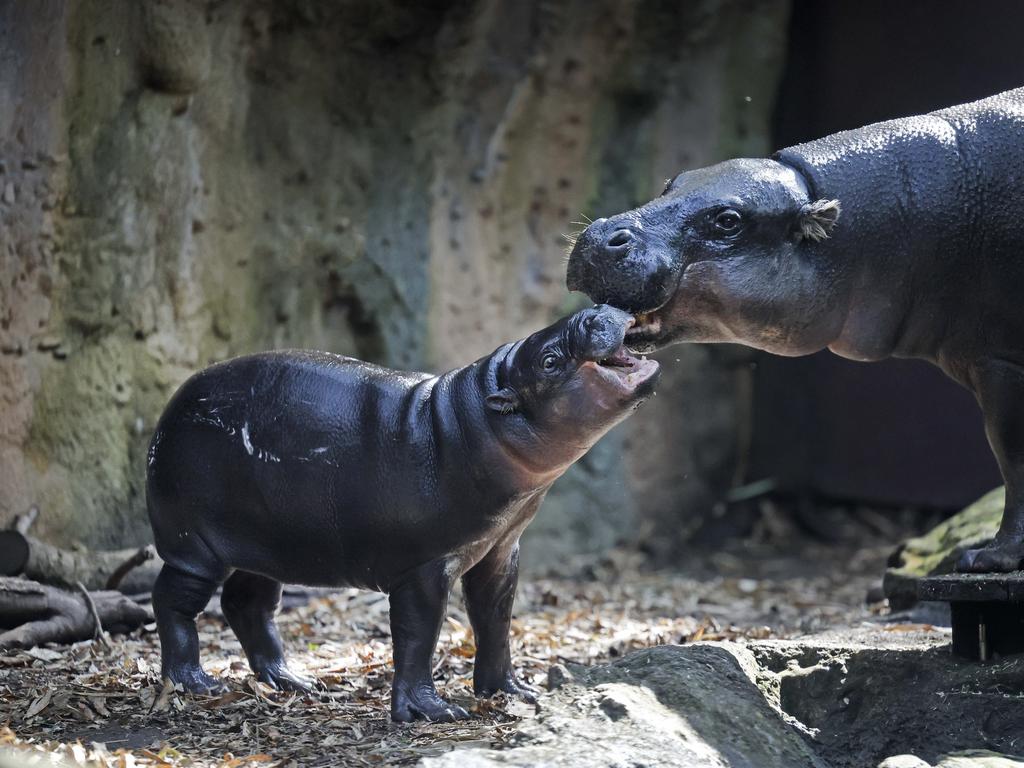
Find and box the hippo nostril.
[606,229,634,249]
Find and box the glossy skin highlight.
[146,305,659,721]
[567,87,1024,573]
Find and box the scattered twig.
[75,579,109,648]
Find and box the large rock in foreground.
[880,751,1024,768]
[884,487,1004,609]
[425,638,1024,768]
[423,644,824,768]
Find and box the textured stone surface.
[423,644,825,768]
[753,640,1024,768]
[0,0,789,561]
[428,639,1024,768]
[880,753,1024,768]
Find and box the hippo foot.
[475,673,539,704]
[392,682,470,723]
[255,662,317,693]
[957,540,1024,573]
[164,667,228,695]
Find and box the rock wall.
[0,0,789,566]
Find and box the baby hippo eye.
[713,208,743,233]
[541,353,559,372]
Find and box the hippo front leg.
[463,543,537,703]
[389,561,469,723]
[959,358,1024,572]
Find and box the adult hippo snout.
[566,213,679,315]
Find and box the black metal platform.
[918,572,1024,661]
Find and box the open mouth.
[624,310,664,352]
[588,343,660,391]
[596,345,636,369]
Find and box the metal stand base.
[918,572,1024,661]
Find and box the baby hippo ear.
[486,387,521,415]
[794,198,841,242]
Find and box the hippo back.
[146,350,439,587]
[773,87,1024,361]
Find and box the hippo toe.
[474,673,539,703]
[392,683,470,723]
[255,662,317,693]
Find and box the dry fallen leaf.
[25,688,52,718]
[883,623,937,633]
[26,648,64,662]
[0,541,893,768]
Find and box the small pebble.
[738,578,759,594]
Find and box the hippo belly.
[146,352,468,591]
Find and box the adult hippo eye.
[712,208,743,234]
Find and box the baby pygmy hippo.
[146,305,660,721]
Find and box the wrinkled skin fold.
[147,305,659,721]
[567,87,1024,573]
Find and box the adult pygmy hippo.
[567,87,1024,572]
[147,305,659,721]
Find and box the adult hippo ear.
[486,388,520,415]
[794,198,842,242]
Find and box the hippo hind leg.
[153,564,228,694]
[221,571,314,692]
[958,358,1024,572]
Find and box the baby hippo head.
[486,305,661,467]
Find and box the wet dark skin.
[147,305,659,722]
[567,87,1024,573]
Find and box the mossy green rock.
[883,487,1004,609]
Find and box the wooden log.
[0,576,151,649]
[0,533,163,594]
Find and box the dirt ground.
[0,510,946,767]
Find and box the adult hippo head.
[566,158,841,357]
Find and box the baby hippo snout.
[574,305,635,361]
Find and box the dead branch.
[12,505,39,535]
[105,545,157,591]
[0,576,150,649]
